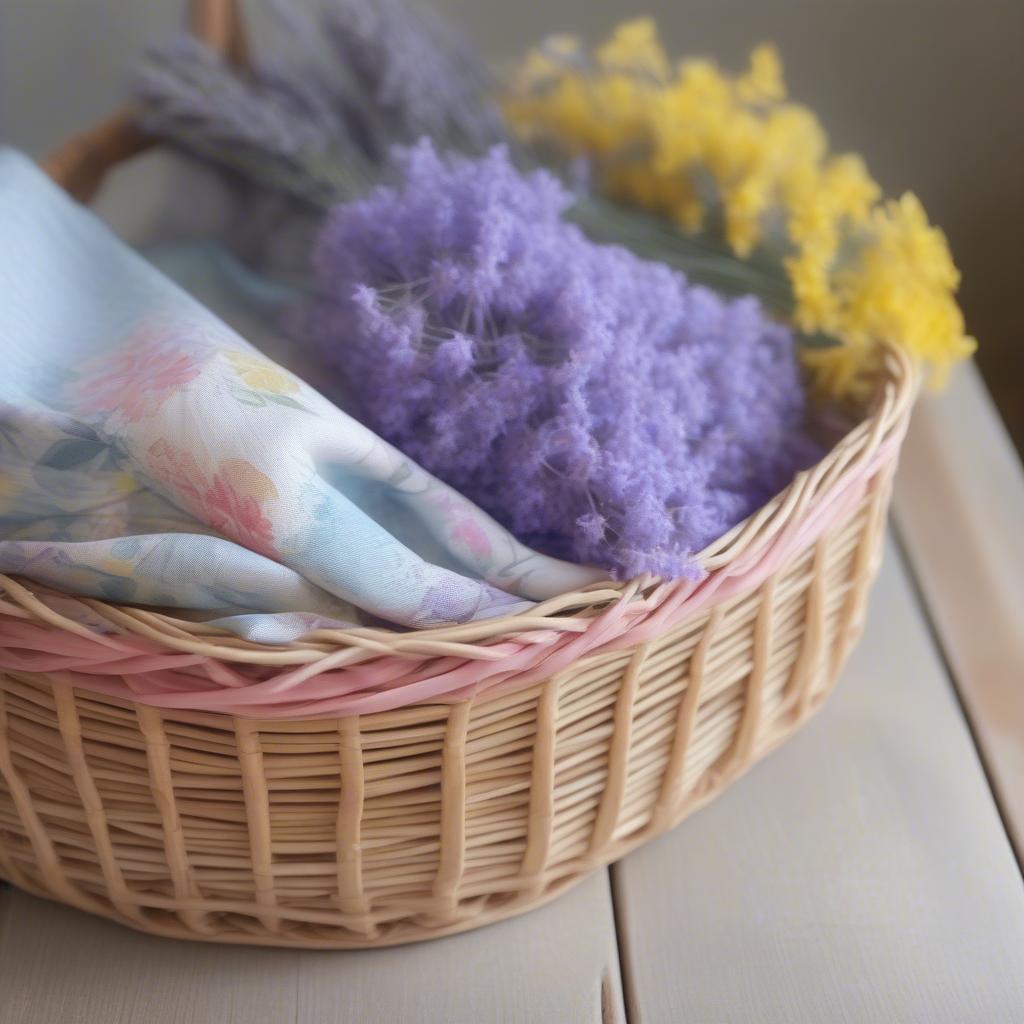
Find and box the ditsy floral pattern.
[0,148,603,636]
[222,349,312,412]
[73,326,202,422]
[147,440,279,559]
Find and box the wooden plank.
[893,362,1024,861]
[612,535,1024,1023]
[0,870,622,1023]
[0,892,300,1024]
[296,871,623,1023]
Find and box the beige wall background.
[2,0,1022,441]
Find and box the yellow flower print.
[224,350,299,394]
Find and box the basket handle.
[41,0,249,202]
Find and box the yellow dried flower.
[786,245,839,332]
[595,17,669,80]
[505,20,975,398]
[831,194,976,391]
[736,44,786,104]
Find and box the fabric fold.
[0,148,604,637]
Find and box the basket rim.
[0,346,916,669]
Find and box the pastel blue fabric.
[0,148,603,639]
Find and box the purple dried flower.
[296,141,821,579]
[132,34,372,206]
[313,0,507,152]
[131,0,506,208]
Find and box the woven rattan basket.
[0,1,916,949]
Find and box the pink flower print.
[74,328,201,422]
[452,516,493,562]
[202,466,277,558]
[146,442,278,559]
[146,439,206,510]
[423,489,494,564]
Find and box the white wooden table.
[2,165,1024,1021]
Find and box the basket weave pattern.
[0,358,904,945]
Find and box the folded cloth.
[0,148,604,637]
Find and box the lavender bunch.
[295,142,820,578]
[133,34,373,206]
[131,0,506,208]
[298,0,506,153]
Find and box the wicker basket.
[0,0,915,948]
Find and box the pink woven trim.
[0,431,902,718]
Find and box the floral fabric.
[0,148,603,638]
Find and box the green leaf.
[232,388,267,407]
[797,331,843,350]
[266,393,310,412]
[38,438,106,470]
